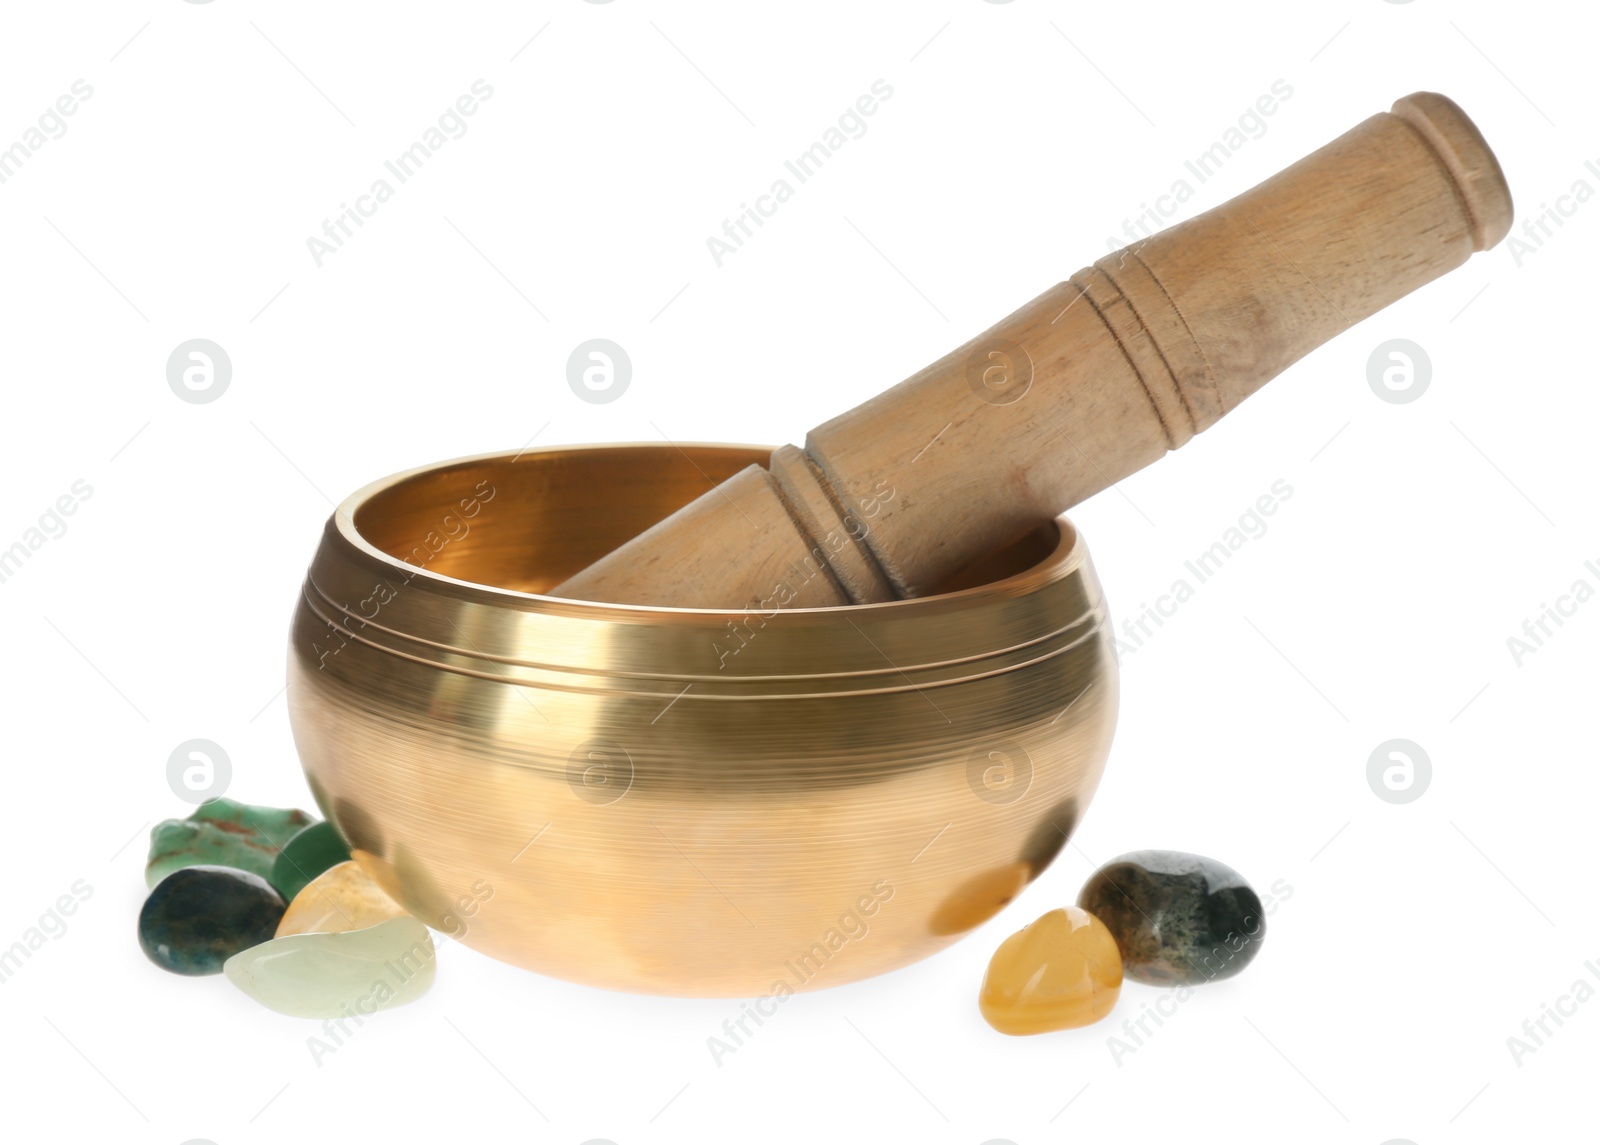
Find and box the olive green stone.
[1077,850,1266,986]
[223,917,436,1018]
[144,798,314,889]
[270,821,353,900]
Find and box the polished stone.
[979,906,1122,1035]
[276,860,407,937]
[145,798,314,888]
[1077,850,1265,985]
[138,866,286,976]
[224,917,436,1018]
[270,821,352,901]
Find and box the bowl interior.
[352,444,1057,600]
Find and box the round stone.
[1077,850,1265,985]
[270,821,352,901]
[979,906,1123,1035]
[138,866,286,976]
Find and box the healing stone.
[979,906,1122,1035]
[276,860,407,937]
[138,866,286,976]
[270,821,353,901]
[1077,850,1265,986]
[224,916,436,1018]
[144,798,314,889]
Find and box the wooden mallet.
[554,92,1512,609]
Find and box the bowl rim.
[331,442,1090,621]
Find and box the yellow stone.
[275,859,408,937]
[979,906,1123,1035]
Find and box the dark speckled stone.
[138,866,285,976]
[1077,850,1264,985]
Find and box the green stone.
[1077,850,1266,986]
[270,821,352,900]
[138,866,285,976]
[223,917,436,1018]
[145,798,314,889]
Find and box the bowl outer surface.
[287,443,1118,996]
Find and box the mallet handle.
[555,93,1511,608]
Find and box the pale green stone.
[222,916,435,1018]
[145,799,313,889]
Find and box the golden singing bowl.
[286,443,1117,996]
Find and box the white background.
[1,1,1595,1142]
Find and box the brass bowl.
[287,443,1117,996]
